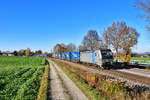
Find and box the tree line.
[0,49,51,57]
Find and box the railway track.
[107,70,150,86]
[129,68,150,74]
[54,58,150,88]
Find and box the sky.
[0,0,149,53]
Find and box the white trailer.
[80,51,93,64]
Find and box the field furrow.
[0,56,46,100]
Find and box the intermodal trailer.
[55,53,59,58]
[80,51,94,64]
[61,53,66,59]
[71,51,80,62]
[65,52,71,60]
[58,53,62,59]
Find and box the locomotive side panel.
[94,50,103,67]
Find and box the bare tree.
[104,22,126,55]
[53,43,67,53]
[102,29,110,49]
[60,43,66,52]
[136,0,150,33]
[103,21,139,63]
[35,50,42,54]
[120,27,139,63]
[44,52,48,55]
[18,49,26,56]
[82,30,102,51]
[53,44,62,53]
[78,45,87,51]
[66,43,76,52]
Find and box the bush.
[146,66,150,70]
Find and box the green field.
[114,57,150,62]
[131,57,150,61]
[0,56,45,100]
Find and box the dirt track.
[48,60,70,100]
[54,59,150,88]
[47,59,89,100]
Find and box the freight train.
[54,49,113,68]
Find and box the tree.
[104,22,127,55]
[82,30,102,51]
[30,51,34,56]
[131,53,138,57]
[0,50,2,56]
[18,49,26,56]
[136,0,150,33]
[53,43,68,53]
[25,48,31,56]
[44,52,48,55]
[53,44,62,53]
[35,50,42,54]
[103,21,139,63]
[102,29,110,49]
[66,43,76,52]
[78,45,87,51]
[60,43,66,52]
[13,50,18,56]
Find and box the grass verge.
[37,65,49,100]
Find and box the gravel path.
[48,59,89,100]
[48,61,70,100]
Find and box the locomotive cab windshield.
[101,49,113,59]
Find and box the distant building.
[1,51,14,56]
